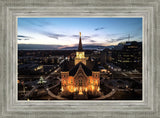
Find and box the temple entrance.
[72,86,88,99]
[74,89,88,100]
[78,87,83,95]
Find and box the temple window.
[76,81,77,86]
[95,80,98,85]
[79,80,82,86]
[71,88,73,92]
[71,79,73,84]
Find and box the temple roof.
[61,60,69,72]
[69,62,92,76]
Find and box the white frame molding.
[0,0,159,118]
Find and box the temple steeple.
[75,32,86,65]
[78,32,83,51]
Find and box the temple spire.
[78,32,83,51]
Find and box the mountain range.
[18,44,113,50]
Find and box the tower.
[75,32,87,65]
[61,60,69,93]
[92,60,100,93]
[78,32,83,51]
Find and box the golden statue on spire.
[79,32,81,36]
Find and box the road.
[25,86,38,97]
[44,67,61,80]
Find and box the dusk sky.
[17,18,142,49]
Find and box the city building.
[112,41,142,71]
[61,32,101,98]
[101,41,142,72]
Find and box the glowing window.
[79,80,82,86]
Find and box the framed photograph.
[17,17,142,101]
[0,0,159,118]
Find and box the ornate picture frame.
[0,0,159,117]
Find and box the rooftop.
[69,62,92,76]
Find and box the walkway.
[46,89,66,100]
[94,89,116,100]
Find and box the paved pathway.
[46,89,66,100]
[94,89,116,100]
[48,78,60,89]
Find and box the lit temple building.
[61,32,100,99]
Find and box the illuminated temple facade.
[61,32,100,98]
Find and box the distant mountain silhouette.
[61,45,106,50]
[18,42,141,50]
[18,44,63,50]
[18,44,109,50]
